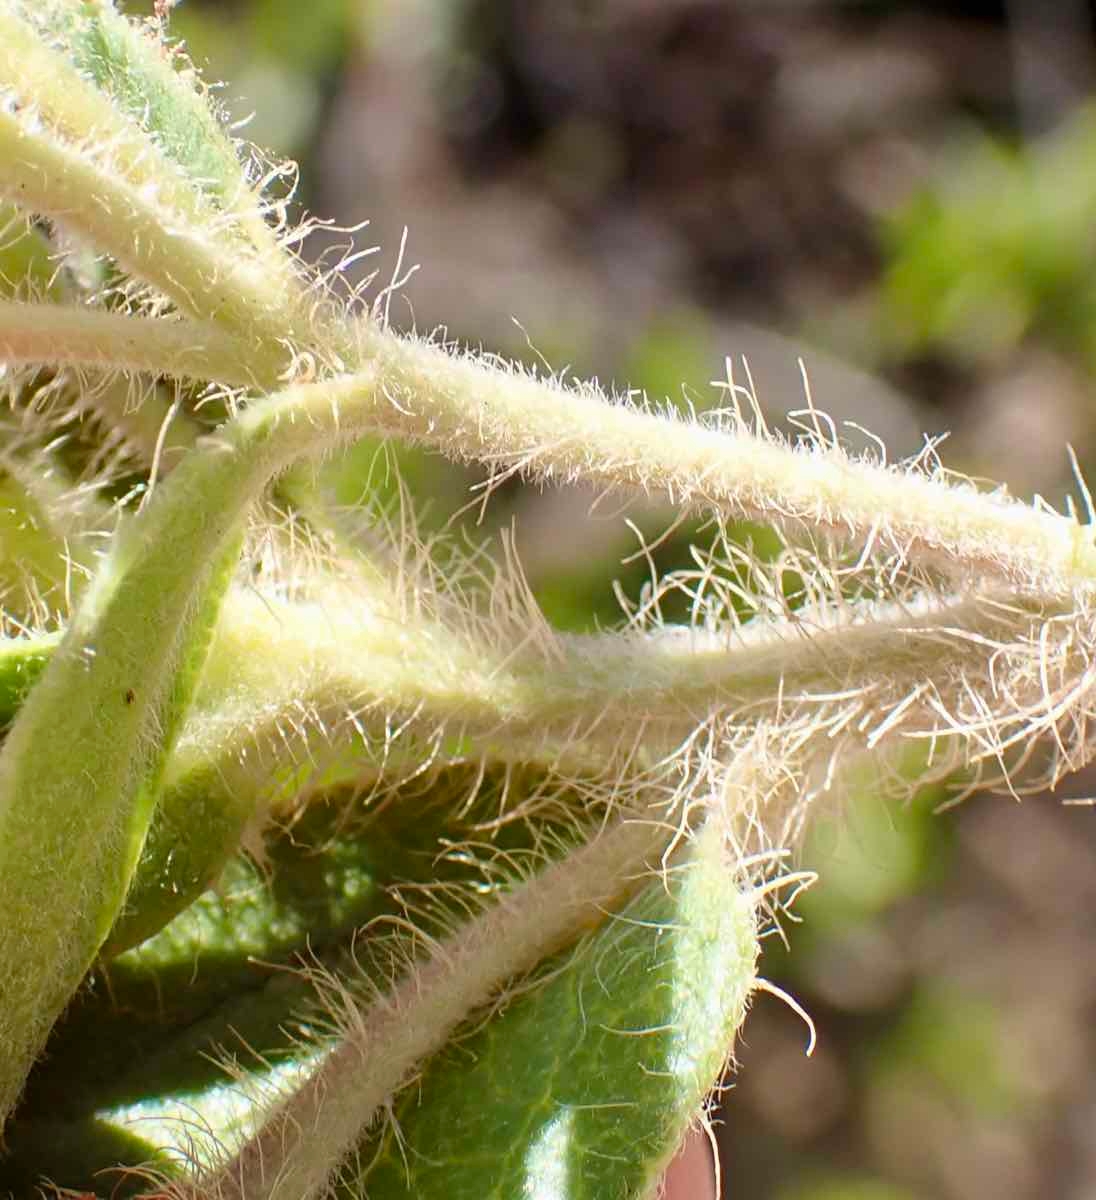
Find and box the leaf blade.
[352,822,756,1200]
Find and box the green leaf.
[0,633,56,730]
[0,203,60,300]
[24,0,253,217]
[0,1115,168,1199]
[350,823,756,1200]
[0,478,244,1121]
[4,770,603,1191]
[15,766,581,1122]
[6,795,755,1200]
[7,801,394,1188]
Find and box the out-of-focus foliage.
[777,1177,918,1200]
[149,0,354,158]
[882,104,1096,370]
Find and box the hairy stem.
[0,102,306,364]
[0,577,1068,962]
[191,586,1062,771]
[353,330,1096,594]
[0,299,255,385]
[23,0,285,257]
[0,7,218,225]
[13,307,1086,595]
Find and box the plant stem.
[0,103,306,363]
[9,304,1092,594]
[0,299,255,385]
[353,330,1096,594]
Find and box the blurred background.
[141,1,1096,1195]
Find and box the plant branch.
[0,299,256,385]
[9,293,1095,597]
[23,0,285,257]
[0,572,1078,963]
[0,1,298,296]
[0,101,306,366]
[352,329,1096,595]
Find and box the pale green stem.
[0,308,204,492]
[22,0,284,257]
[0,413,262,1123]
[0,299,255,385]
[0,579,1052,959]
[352,330,1096,595]
[0,103,307,363]
[0,531,242,1126]
[0,6,307,341]
[0,557,1067,831]
[0,9,217,228]
[7,303,1092,594]
[192,587,1043,769]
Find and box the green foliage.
[882,104,1096,369]
[351,825,754,1200]
[870,985,1019,1118]
[777,1176,918,1200]
[0,4,1094,1199]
